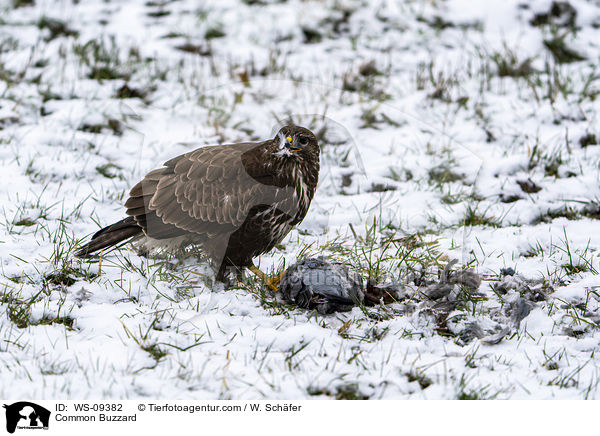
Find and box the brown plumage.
[76,125,320,280]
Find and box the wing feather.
[125,140,290,241]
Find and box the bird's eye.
[298,135,309,146]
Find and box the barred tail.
[75,217,142,257]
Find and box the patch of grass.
[40,361,71,375]
[91,66,127,81]
[456,374,501,400]
[531,206,579,224]
[580,133,597,148]
[242,274,295,316]
[522,239,548,258]
[45,270,76,287]
[556,232,598,276]
[114,83,152,100]
[38,16,78,41]
[457,389,486,400]
[205,26,226,39]
[308,383,369,400]
[14,217,37,227]
[74,37,136,82]
[417,15,454,30]
[145,0,171,6]
[530,1,577,29]
[441,191,468,204]
[406,370,433,389]
[301,26,322,44]
[517,179,542,194]
[462,204,500,228]
[147,9,171,18]
[544,33,585,64]
[315,219,445,288]
[548,362,588,389]
[358,106,397,128]
[96,162,123,179]
[527,142,565,177]
[530,58,600,104]
[368,183,396,193]
[358,60,380,77]
[175,42,212,56]
[38,220,97,289]
[491,47,535,78]
[13,0,34,7]
[416,60,468,104]
[7,275,25,284]
[560,289,600,335]
[7,300,33,328]
[0,110,19,126]
[359,106,380,128]
[334,384,369,400]
[45,264,97,287]
[582,201,600,219]
[142,343,168,361]
[342,62,389,100]
[161,32,186,39]
[388,167,413,183]
[428,164,464,185]
[2,288,73,330]
[499,194,522,203]
[80,118,124,136]
[544,157,563,178]
[37,315,75,330]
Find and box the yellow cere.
[286,136,292,143]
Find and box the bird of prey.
[76,125,320,288]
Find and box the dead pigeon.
[279,257,365,314]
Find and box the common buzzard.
[76,125,320,287]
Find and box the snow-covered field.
[1,0,600,399]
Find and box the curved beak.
[285,136,302,152]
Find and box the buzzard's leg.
[217,264,243,288]
[98,250,104,276]
[248,264,284,292]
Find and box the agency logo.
[3,402,50,434]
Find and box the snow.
[1,0,600,399]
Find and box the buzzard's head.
[274,125,319,161]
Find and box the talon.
[98,250,104,276]
[269,269,286,289]
[248,264,284,292]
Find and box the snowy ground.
[1,0,600,399]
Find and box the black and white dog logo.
[3,402,50,433]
